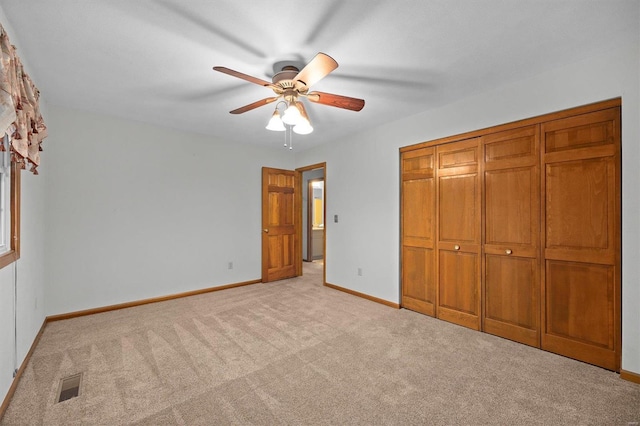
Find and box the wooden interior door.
[401,147,437,316]
[482,126,540,347]
[436,138,482,330]
[541,107,621,371]
[262,167,298,282]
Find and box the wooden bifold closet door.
[401,147,437,316]
[540,108,621,371]
[436,138,481,331]
[482,126,540,347]
[400,99,621,372]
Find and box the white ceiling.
[2,1,638,151]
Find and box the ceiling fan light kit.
[293,102,313,135]
[214,52,364,147]
[265,108,286,131]
[293,124,313,135]
[281,101,302,125]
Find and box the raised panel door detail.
[545,158,611,251]
[485,255,537,330]
[545,260,614,349]
[439,149,477,169]
[439,251,478,315]
[483,126,537,167]
[282,234,294,267]
[268,235,282,268]
[268,234,294,270]
[403,153,434,173]
[267,191,294,227]
[545,119,614,153]
[403,179,434,244]
[282,190,294,226]
[267,192,280,226]
[268,172,295,187]
[439,174,478,243]
[485,168,534,246]
[402,246,436,316]
[485,136,535,163]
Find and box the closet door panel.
[401,147,437,316]
[436,139,481,330]
[485,168,535,246]
[403,246,436,316]
[541,106,620,371]
[484,254,538,346]
[403,178,434,246]
[439,252,477,313]
[483,126,540,347]
[543,260,617,369]
[545,261,614,348]
[438,174,479,244]
[545,157,616,264]
[543,109,616,153]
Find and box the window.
[0,134,20,269]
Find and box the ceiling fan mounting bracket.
[272,60,305,75]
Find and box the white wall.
[0,172,46,411]
[44,106,294,315]
[0,6,48,409]
[295,39,640,375]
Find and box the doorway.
[305,178,324,262]
[261,163,326,283]
[298,163,326,283]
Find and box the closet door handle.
[454,245,460,250]
[263,229,269,233]
[505,249,512,255]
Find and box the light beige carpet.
[2,261,639,425]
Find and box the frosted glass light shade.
[282,103,302,125]
[266,111,286,131]
[293,121,313,135]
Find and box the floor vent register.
[57,373,82,403]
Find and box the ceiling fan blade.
[213,66,273,87]
[306,91,365,112]
[229,97,279,114]
[294,53,338,89]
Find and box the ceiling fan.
[213,52,365,134]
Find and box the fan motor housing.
[272,68,298,88]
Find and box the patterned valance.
[0,23,47,175]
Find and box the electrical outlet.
[228,261,233,270]
[357,267,363,276]
[334,214,338,223]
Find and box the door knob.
[505,249,512,255]
[263,229,269,233]
[454,245,460,250]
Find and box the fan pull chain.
[283,125,294,150]
[289,125,293,150]
[283,126,287,148]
